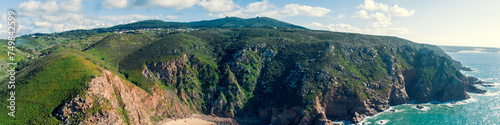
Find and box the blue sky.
[0,0,499,47]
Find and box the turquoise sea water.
[363,52,500,125]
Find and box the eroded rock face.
[144,54,189,86]
[54,69,193,125]
[120,44,483,124]
[389,73,409,105]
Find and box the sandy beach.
[159,117,215,125]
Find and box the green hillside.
[110,17,307,30]
[0,50,101,124]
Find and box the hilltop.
[110,17,307,30]
[0,17,486,124]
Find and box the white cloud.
[133,0,199,10]
[100,14,159,21]
[40,1,59,13]
[18,0,82,15]
[244,0,275,13]
[34,21,52,27]
[355,10,393,28]
[0,24,3,29]
[209,10,246,18]
[60,0,82,12]
[18,1,42,13]
[351,0,414,32]
[1,14,6,21]
[15,0,98,35]
[370,20,393,28]
[200,0,238,13]
[209,1,330,19]
[354,10,369,19]
[165,15,179,19]
[306,22,409,36]
[390,5,415,17]
[50,24,65,32]
[101,0,128,9]
[100,0,201,10]
[357,0,389,11]
[355,10,390,22]
[258,4,331,19]
[334,14,346,19]
[16,0,183,36]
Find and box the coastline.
[360,96,478,124]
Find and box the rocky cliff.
[1,23,486,124]
[53,69,197,125]
[117,30,485,124]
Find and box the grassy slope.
[0,50,101,124]
[0,39,29,81]
[84,33,157,71]
[119,33,216,94]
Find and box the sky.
[0,0,499,47]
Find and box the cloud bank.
[307,0,414,36]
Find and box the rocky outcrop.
[107,29,486,124]
[54,69,194,125]
[133,43,485,124]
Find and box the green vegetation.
[110,17,306,30]
[0,51,101,124]
[84,33,158,70]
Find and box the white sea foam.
[457,96,478,105]
[376,120,389,124]
[414,105,430,111]
[491,82,500,87]
[483,91,500,96]
[360,107,396,124]
[442,103,455,107]
[393,109,404,112]
[484,77,495,81]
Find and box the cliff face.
[53,69,194,125]
[132,34,484,124]
[16,29,483,125]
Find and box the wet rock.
[416,105,424,109]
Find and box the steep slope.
[0,51,102,124]
[117,28,484,123]
[83,33,159,70]
[55,69,195,125]
[0,50,196,124]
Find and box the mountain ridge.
[110,17,307,30]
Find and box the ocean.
[362,52,500,125]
